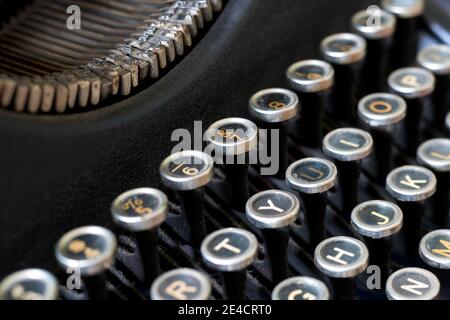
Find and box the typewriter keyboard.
[1,0,450,301]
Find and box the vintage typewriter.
[0,0,449,301]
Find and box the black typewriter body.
[0,0,449,302]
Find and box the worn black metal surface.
[0,0,448,300]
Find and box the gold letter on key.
[370,211,390,225]
[258,199,284,213]
[339,139,359,148]
[165,280,197,300]
[400,175,427,189]
[300,167,324,180]
[214,238,241,254]
[326,247,355,265]
[287,289,317,300]
[369,101,392,114]
[431,152,450,161]
[400,75,419,87]
[401,278,429,296]
[432,240,450,257]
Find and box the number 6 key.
[160,150,214,247]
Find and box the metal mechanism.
[0,0,222,113]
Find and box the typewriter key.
[210,0,223,12]
[420,229,450,270]
[55,226,117,300]
[314,236,369,300]
[417,139,450,227]
[111,188,168,286]
[352,9,396,93]
[320,33,366,122]
[286,59,334,148]
[417,45,450,131]
[388,67,435,157]
[386,165,436,256]
[249,88,299,123]
[351,200,403,287]
[447,113,450,132]
[249,88,299,178]
[286,158,337,246]
[205,118,258,211]
[386,267,440,300]
[388,68,435,98]
[386,165,437,201]
[0,269,59,300]
[246,190,299,284]
[271,276,330,300]
[358,93,406,184]
[150,268,211,300]
[323,128,373,219]
[160,150,214,246]
[201,228,258,300]
[382,0,424,68]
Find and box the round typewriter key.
[314,236,369,299]
[418,45,450,75]
[249,88,299,123]
[321,33,367,66]
[0,269,59,300]
[388,67,435,99]
[352,9,396,93]
[201,228,258,272]
[112,188,167,231]
[358,93,406,184]
[286,158,337,194]
[271,276,330,300]
[388,67,435,157]
[382,0,424,68]
[246,190,299,229]
[201,228,258,300]
[287,59,334,93]
[160,150,214,191]
[150,268,211,300]
[386,267,440,300]
[418,139,450,227]
[249,88,299,178]
[323,128,373,219]
[205,118,258,157]
[55,226,117,300]
[206,118,258,211]
[351,200,403,287]
[418,45,450,130]
[287,59,334,148]
[160,150,214,247]
[420,230,450,270]
[447,113,450,131]
[246,190,299,284]
[315,236,369,278]
[386,165,437,202]
[358,93,407,127]
[382,0,424,18]
[351,200,403,238]
[323,128,373,162]
[286,158,337,246]
[352,9,396,40]
[386,165,436,256]
[320,33,366,122]
[111,188,168,286]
